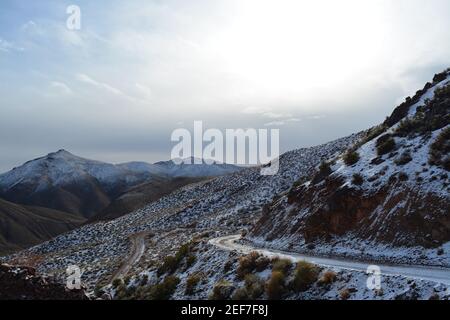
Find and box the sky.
[0,0,449,172]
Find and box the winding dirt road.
[111,233,146,281]
[209,234,450,285]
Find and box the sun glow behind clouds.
[209,0,386,95]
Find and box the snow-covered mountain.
[0,150,154,194]
[0,150,151,218]
[0,150,241,219]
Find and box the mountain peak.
[49,149,73,156]
[44,149,83,162]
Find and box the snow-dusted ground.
[138,238,449,300]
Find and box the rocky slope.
[248,69,450,266]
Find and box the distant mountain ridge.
[0,150,241,219]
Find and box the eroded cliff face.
[253,176,449,248]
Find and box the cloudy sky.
[0,0,449,172]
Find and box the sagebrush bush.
[236,252,261,279]
[398,172,409,181]
[429,127,450,171]
[185,274,201,295]
[244,274,265,299]
[395,151,412,165]
[158,242,195,275]
[266,271,286,300]
[318,270,337,286]
[210,280,234,300]
[351,173,364,186]
[232,274,265,300]
[376,135,396,156]
[343,150,360,166]
[115,283,132,300]
[312,161,332,184]
[271,258,292,274]
[146,275,180,300]
[292,261,319,292]
[112,278,123,288]
[254,256,270,272]
[175,243,191,261]
[231,287,250,300]
[94,284,105,297]
[158,256,179,275]
[395,118,420,137]
[364,124,387,143]
[223,260,233,273]
[339,288,351,300]
[186,254,196,268]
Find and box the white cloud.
[264,120,286,127]
[264,117,301,127]
[0,38,24,52]
[262,111,293,119]
[76,73,125,96]
[59,29,85,47]
[135,83,153,97]
[307,115,326,120]
[21,20,37,31]
[241,107,294,119]
[50,81,72,95]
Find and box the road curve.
[209,234,450,286]
[111,233,146,281]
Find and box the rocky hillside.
[249,70,450,265]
